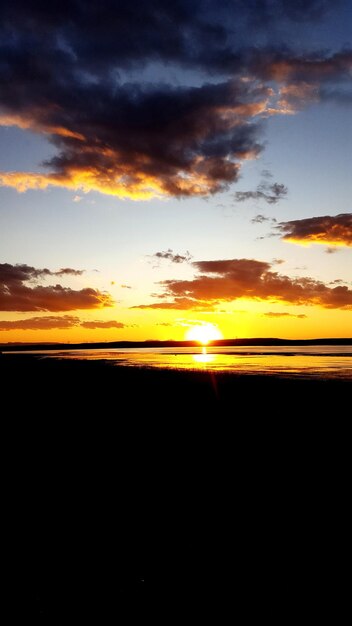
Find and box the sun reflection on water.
[24,345,352,379]
[192,347,215,365]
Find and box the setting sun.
[186,323,223,345]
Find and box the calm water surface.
[9,345,352,379]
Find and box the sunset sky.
[0,0,351,343]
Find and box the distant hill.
[1,337,352,351]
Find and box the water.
[8,345,352,380]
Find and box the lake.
[8,345,352,380]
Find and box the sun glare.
[186,323,223,345]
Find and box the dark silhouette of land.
[1,336,352,351]
[2,354,350,623]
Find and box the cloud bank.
[0,1,350,199]
[0,315,125,331]
[134,258,352,310]
[0,263,112,311]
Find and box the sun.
[185,323,223,345]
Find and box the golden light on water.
[192,347,215,364]
[185,323,223,345]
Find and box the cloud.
[0,2,350,199]
[325,247,340,254]
[252,49,352,111]
[0,315,125,330]
[272,258,285,265]
[251,214,271,224]
[55,268,85,276]
[236,182,288,205]
[120,284,132,289]
[0,264,84,281]
[80,320,125,329]
[133,257,352,310]
[0,79,265,198]
[133,297,216,312]
[277,213,352,247]
[0,315,80,330]
[152,249,193,264]
[0,263,113,311]
[263,312,307,318]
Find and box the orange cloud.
[268,53,352,83]
[0,80,270,199]
[263,312,307,319]
[253,50,352,112]
[133,258,352,311]
[0,113,84,140]
[80,320,125,329]
[278,214,352,247]
[0,263,113,311]
[0,315,125,331]
[0,315,80,330]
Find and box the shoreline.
[2,352,351,393]
[1,336,352,352]
[2,351,351,382]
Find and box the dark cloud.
[0,263,112,311]
[277,213,352,247]
[0,264,84,282]
[0,78,265,198]
[0,2,337,72]
[236,182,288,205]
[0,1,350,199]
[55,268,85,276]
[253,49,352,111]
[263,312,307,318]
[237,1,338,24]
[251,214,271,224]
[261,169,273,179]
[152,249,193,264]
[134,258,352,310]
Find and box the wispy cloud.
[236,182,288,205]
[80,320,125,329]
[263,312,307,318]
[251,214,271,224]
[151,249,193,265]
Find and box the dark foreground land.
[1,355,350,623]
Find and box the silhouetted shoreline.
[1,336,352,351]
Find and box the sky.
[0,0,351,343]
